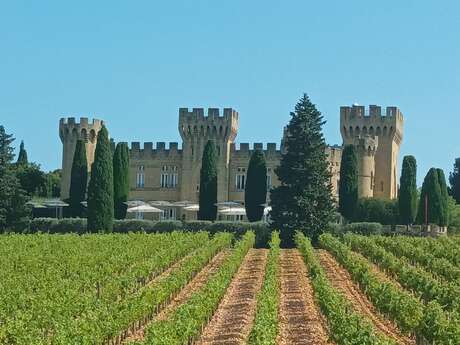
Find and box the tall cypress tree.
[417,168,443,225]
[338,145,358,221]
[398,155,418,224]
[437,168,449,226]
[69,140,88,217]
[16,141,28,166]
[113,142,130,219]
[198,140,218,221]
[270,94,334,247]
[245,149,267,222]
[87,126,114,232]
[449,158,460,204]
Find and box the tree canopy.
[198,140,218,221]
[245,149,267,222]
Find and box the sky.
[1,1,459,185]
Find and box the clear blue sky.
[1,1,459,184]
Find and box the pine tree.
[437,168,449,226]
[449,158,460,204]
[113,142,130,219]
[16,141,28,165]
[417,168,443,225]
[0,126,30,231]
[270,94,335,247]
[69,140,88,217]
[398,155,418,224]
[338,145,358,221]
[198,140,218,221]
[245,149,267,222]
[87,126,114,232]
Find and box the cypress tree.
[338,145,358,221]
[87,126,114,232]
[16,141,28,165]
[449,158,460,204]
[69,140,88,217]
[198,140,218,221]
[245,149,267,222]
[270,94,335,247]
[113,142,130,219]
[437,168,449,226]
[398,155,417,224]
[417,168,443,225]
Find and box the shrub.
[182,220,213,233]
[343,222,383,235]
[325,222,343,236]
[51,218,86,234]
[152,220,183,233]
[113,219,157,233]
[29,218,58,233]
[354,198,399,225]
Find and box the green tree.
[398,155,418,224]
[0,126,30,232]
[198,140,218,221]
[355,198,399,225]
[16,163,46,196]
[69,140,88,217]
[16,141,28,165]
[449,158,460,204]
[437,168,449,226]
[417,168,443,225]
[338,145,358,221]
[87,126,114,232]
[113,142,130,219]
[270,94,334,246]
[245,149,267,222]
[41,169,61,198]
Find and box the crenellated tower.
[59,117,104,200]
[179,108,239,202]
[340,104,404,199]
[354,136,378,198]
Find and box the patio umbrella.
[43,199,69,218]
[214,201,242,208]
[124,200,147,207]
[149,200,174,207]
[264,206,272,215]
[127,204,163,213]
[183,204,199,211]
[172,200,194,207]
[219,207,246,216]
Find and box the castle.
[59,104,404,219]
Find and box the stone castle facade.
[59,104,404,217]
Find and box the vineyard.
[1,231,460,344]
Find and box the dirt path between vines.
[317,250,415,345]
[121,249,230,344]
[276,249,332,345]
[196,248,268,345]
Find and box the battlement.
[59,117,104,142]
[179,107,239,141]
[340,105,403,123]
[230,142,281,157]
[129,141,182,158]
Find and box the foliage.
[417,168,443,225]
[15,162,47,196]
[87,125,114,232]
[270,94,334,246]
[248,232,280,344]
[0,126,30,232]
[343,222,383,235]
[245,149,267,222]
[295,232,396,344]
[69,140,88,217]
[16,140,28,165]
[113,142,130,219]
[398,155,417,224]
[449,158,460,204]
[41,169,61,198]
[354,197,399,225]
[447,196,460,232]
[198,140,218,221]
[437,168,449,226]
[339,144,358,221]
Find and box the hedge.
[25,218,271,247]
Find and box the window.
[236,167,246,191]
[160,165,178,188]
[136,165,145,188]
[161,208,176,220]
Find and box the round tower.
[354,135,378,198]
[178,108,238,202]
[59,117,104,200]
